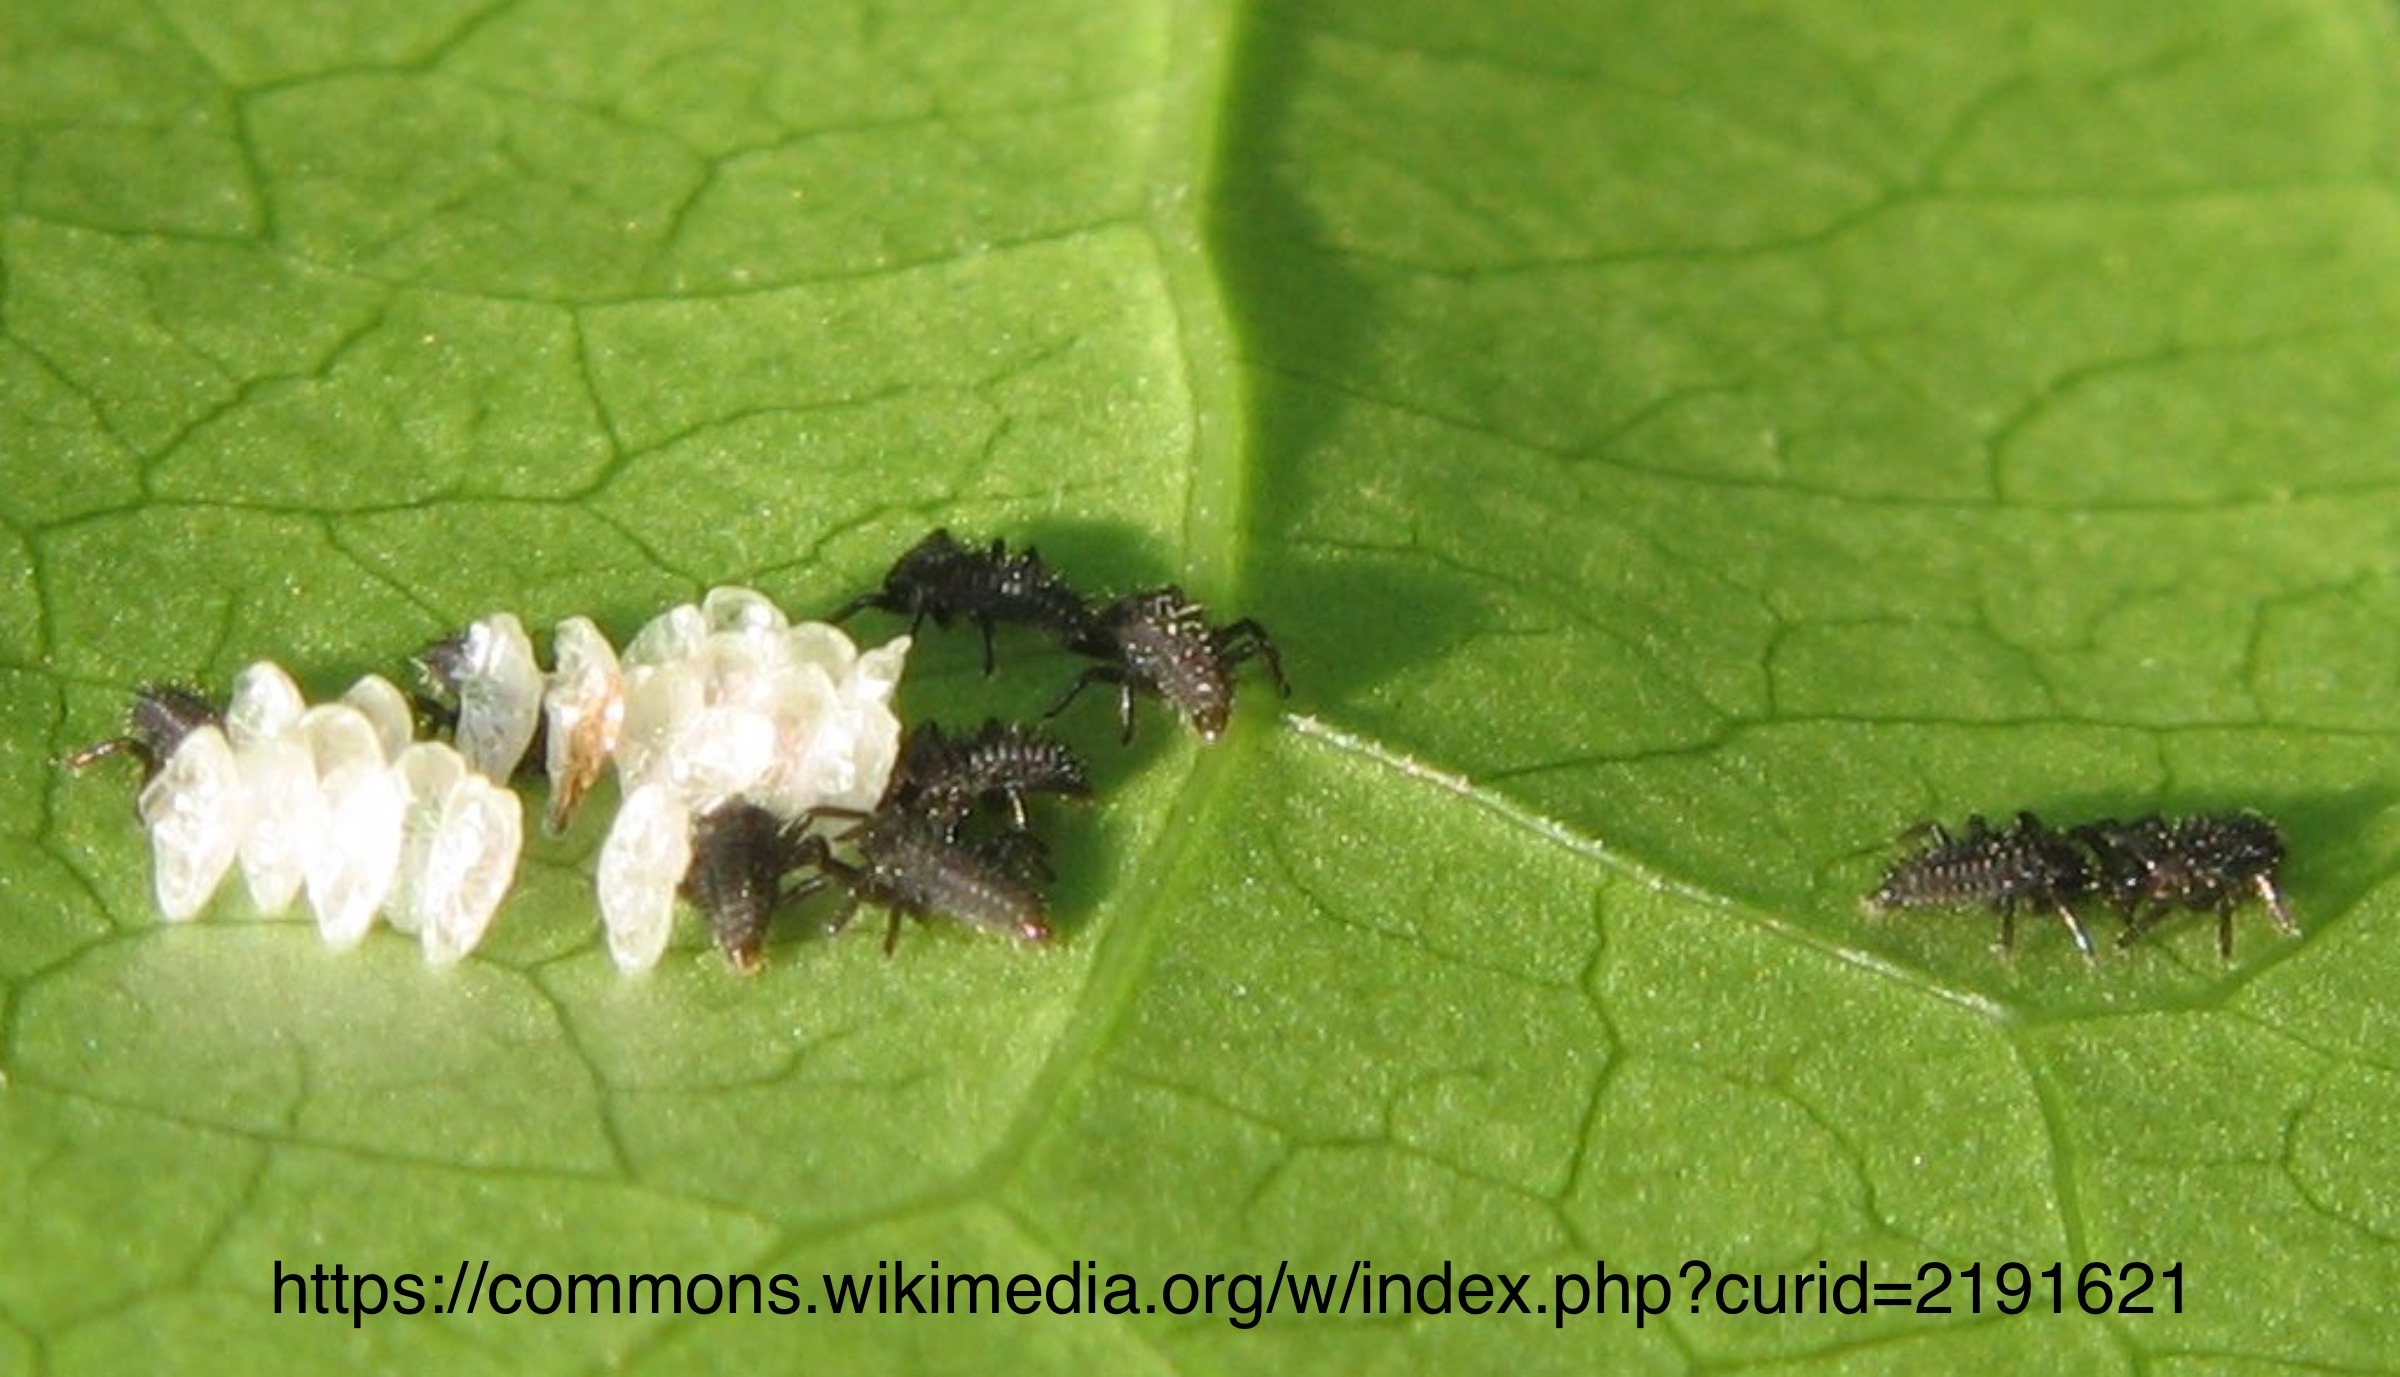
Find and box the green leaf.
[6,0,2398,1369]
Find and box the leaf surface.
[5,0,2398,1369]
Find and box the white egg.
[745,662,842,819]
[783,621,862,679]
[449,612,543,781]
[701,585,787,634]
[307,758,407,948]
[694,625,797,714]
[415,771,523,965]
[849,634,910,705]
[136,724,247,921]
[384,742,469,936]
[293,700,407,946]
[660,703,778,806]
[339,674,416,760]
[298,701,385,775]
[598,781,691,973]
[754,635,909,817]
[225,662,306,747]
[232,732,320,916]
[623,602,706,669]
[615,656,705,792]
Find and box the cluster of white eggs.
[587,586,909,970]
[131,662,521,964]
[115,586,911,972]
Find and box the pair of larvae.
[686,719,1090,969]
[834,529,1290,742]
[1867,811,2295,960]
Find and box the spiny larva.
[793,804,1053,955]
[833,529,1095,674]
[682,801,804,973]
[889,718,1091,831]
[63,682,220,786]
[2073,812,2295,960]
[1866,811,2097,957]
[1051,587,1289,742]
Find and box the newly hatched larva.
[415,612,545,781]
[1866,811,2097,957]
[1052,587,1289,742]
[69,683,243,921]
[889,719,1091,831]
[682,801,802,973]
[64,683,220,786]
[792,805,1052,955]
[634,714,1086,965]
[832,529,1095,674]
[2074,812,2295,960]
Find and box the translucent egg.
[598,782,692,973]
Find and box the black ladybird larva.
[1051,587,1289,743]
[793,806,1052,955]
[890,719,1091,831]
[832,529,1095,674]
[64,683,222,785]
[2074,812,2295,960]
[1866,811,2097,957]
[682,801,804,973]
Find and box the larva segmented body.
[1866,811,2097,957]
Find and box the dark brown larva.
[890,719,1091,831]
[682,801,803,973]
[794,807,1051,955]
[2073,812,2295,959]
[64,683,221,784]
[831,529,1095,674]
[1052,587,1289,743]
[680,712,1081,961]
[1866,811,2098,957]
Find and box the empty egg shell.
[542,616,624,836]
